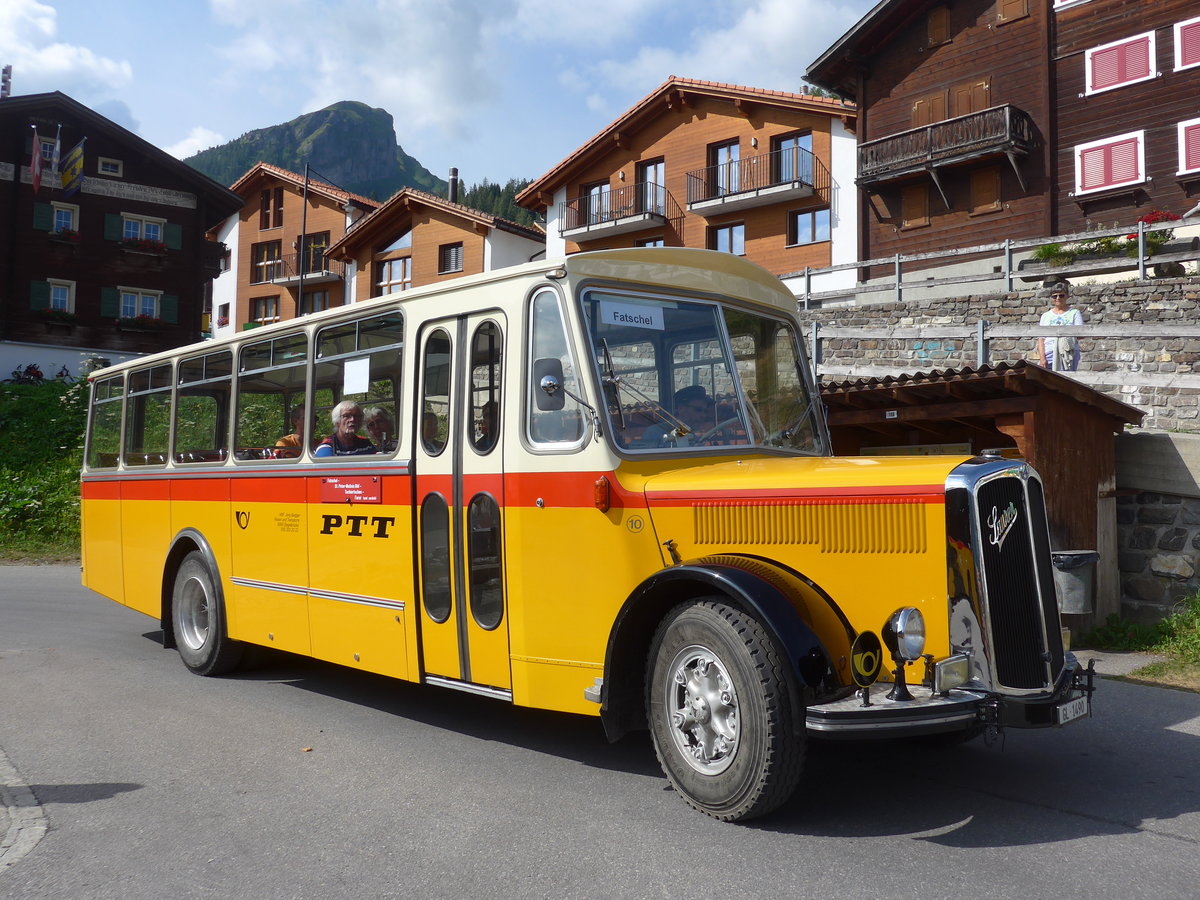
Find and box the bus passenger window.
[124,364,172,467]
[236,333,308,462]
[314,311,404,459]
[86,376,124,469]
[175,350,232,464]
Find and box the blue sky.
[2,0,873,187]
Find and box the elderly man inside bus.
[314,400,377,456]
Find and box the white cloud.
[165,126,227,159]
[592,0,864,96]
[0,0,132,96]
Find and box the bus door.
[414,313,511,695]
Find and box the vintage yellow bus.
[81,248,1093,821]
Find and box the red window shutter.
[1090,36,1151,91]
[1090,45,1122,90]
[1124,36,1152,80]
[1109,137,1141,183]
[1185,123,1200,172]
[1181,21,1200,68]
[1079,136,1141,191]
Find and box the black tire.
[171,552,244,676]
[646,599,804,822]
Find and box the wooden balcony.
[560,182,682,240]
[259,251,345,287]
[858,104,1038,186]
[686,147,830,214]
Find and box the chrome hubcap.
[665,645,739,774]
[177,575,211,651]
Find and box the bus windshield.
[581,288,825,455]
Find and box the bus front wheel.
[171,552,243,676]
[646,599,804,822]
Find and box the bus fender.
[161,528,224,650]
[599,559,838,743]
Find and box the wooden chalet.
[515,77,858,282]
[805,0,1200,267]
[212,163,380,335]
[0,91,241,372]
[326,187,544,303]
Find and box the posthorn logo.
[235,510,250,530]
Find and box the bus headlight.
[882,607,926,661]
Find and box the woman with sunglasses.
[1037,280,1083,372]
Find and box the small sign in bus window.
[598,300,664,330]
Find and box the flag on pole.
[50,125,61,178]
[61,138,86,197]
[30,126,43,193]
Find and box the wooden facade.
[807,0,1200,264]
[0,92,240,365]
[327,189,544,304]
[220,163,379,331]
[516,78,856,280]
[807,0,1052,267]
[1054,0,1200,231]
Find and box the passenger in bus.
[642,385,716,447]
[474,400,499,451]
[364,407,396,452]
[275,404,310,454]
[314,401,377,457]
[422,411,442,451]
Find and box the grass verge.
[1078,592,1200,692]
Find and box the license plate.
[1056,696,1089,726]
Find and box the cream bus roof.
[564,248,798,314]
[89,249,797,378]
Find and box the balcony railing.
[686,146,830,212]
[858,104,1038,184]
[252,251,344,286]
[560,182,682,238]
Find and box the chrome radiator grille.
[972,468,1064,691]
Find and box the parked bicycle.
[4,364,45,384]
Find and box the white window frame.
[122,213,166,243]
[98,157,123,177]
[1085,31,1156,96]
[1176,16,1200,73]
[51,201,78,233]
[377,257,411,294]
[1074,130,1145,196]
[1054,0,1093,9]
[1179,117,1200,176]
[118,287,162,320]
[48,278,76,314]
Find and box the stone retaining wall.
[1117,492,1200,623]
[800,278,1200,622]
[797,277,1200,432]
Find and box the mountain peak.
[184,101,448,200]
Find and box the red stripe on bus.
[80,480,122,501]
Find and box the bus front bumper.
[805,655,1097,740]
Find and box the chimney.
[449,167,459,204]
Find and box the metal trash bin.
[1051,550,1099,614]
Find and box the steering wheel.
[692,416,746,446]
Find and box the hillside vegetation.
[0,382,86,559]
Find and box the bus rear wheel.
[646,599,804,822]
[172,552,243,676]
